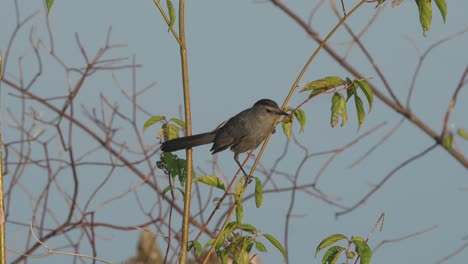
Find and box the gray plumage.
[161,99,288,175]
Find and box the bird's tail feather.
[161,132,215,152]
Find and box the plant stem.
[0,48,6,264]
[178,0,193,263]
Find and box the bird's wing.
[210,110,249,154]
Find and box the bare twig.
[336,143,438,217]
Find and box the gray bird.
[161,99,288,176]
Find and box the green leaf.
[331,93,340,128]
[166,0,176,28]
[341,96,348,127]
[354,95,366,130]
[282,119,293,140]
[170,117,186,128]
[239,223,257,234]
[162,185,172,197]
[233,249,250,264]
[308,87,329,98]
[321,245,345,264]
[263,234,287,260]
[444,132,453,150]
[191,240,203,256]
[240,250,251,264]
[46,0,54,14]
[346,78,357,101]
[246,240,255,253]
[315,234,348,256]
[161,153,188,185]
[217,223,238,250]
[204,239,215,249]
[457,128,468,140]
[376,0,386,8]
[293,109,307,132]
[176,187,185,198]
[355,79,373,113]
[162,152,178,180]
[301,76,346,92]
[415,0,433,34]
[235,194,244,224]
[176,158,188,186]
[220,250,229,264]
[255,241,267,253]
[352,237,373,264]
[254,177,263,208]
[234,177,244,196]
[143,115,165,132]
[434,0,447,22]
[193,175,225,190]
[167,124,180,140]
[330,93,347,128]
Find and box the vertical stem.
[0,48,6,264]
[178,0,193,263]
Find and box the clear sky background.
[1,0,468,263]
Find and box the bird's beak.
[277,110,289,116]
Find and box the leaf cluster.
[191,222,286,264]
[143,115,186,141]
[315,234,372,264]
[377,0,447,35]
[295,76,373,132]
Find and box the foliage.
[315,234,372,264]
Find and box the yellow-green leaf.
[354,95,365,130]
[167,124,179,140]
[239,223,257,234]
[376,0,387,8]
[355,79,373,113]
[263,234,287,260]
[352,237,372,264]
[191,240,203,256]
[457,128,468,140]
[255,241,267,253]
[282,119,293,140]
[308,87,328,98]
[315,234,348,256]
[416,0,433,34]
[301,76,346,92]
[346,78,356,102]
[330,93,347,128]
[254,177,263,208]
[166,0,176,29]
[46,0,54,14]
[235,194,243,223]
[194,175,225,190]
[170,117,186,128]
[162,185,172,198]
[444,132,453,150]
[293,109,306,132]
[321,246,345,264]
[234,177,244,196]
[434,0,447,22]
[143,115,165,132]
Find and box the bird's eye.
[266,109,272,113]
